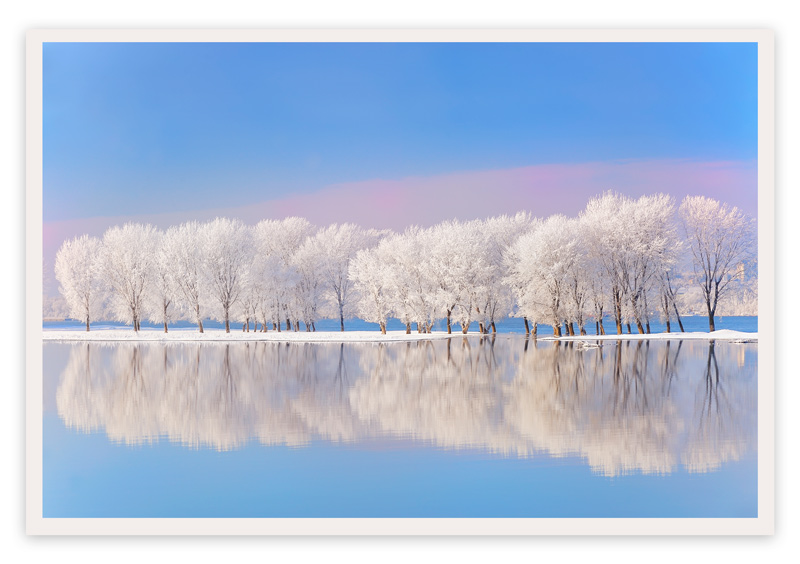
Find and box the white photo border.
[25,28,775,535]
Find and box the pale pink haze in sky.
[43,158,756,292]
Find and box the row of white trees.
[54,192,755,334]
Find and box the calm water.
[43,314,758,334]
[43,335,758,518]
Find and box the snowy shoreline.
[41,328,757,343]
[41,329,461,343]
[547,329,757,342]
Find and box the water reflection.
[54,336,757,476]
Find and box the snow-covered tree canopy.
[679,195,756,331]
[52,192,756,334]
[54,234,103,330]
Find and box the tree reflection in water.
[54,336,756,476]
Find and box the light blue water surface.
[44,314,758,334]
[42,318,758,518]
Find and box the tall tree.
[202,218,253,333]
[254,217,314,331]
[304,223,381,331]
[144,229,178,333]
[507,215,578,336]
[349,244,393,334]
[100,223,157,331]
[622,194,677,334]
[679,196,755,331]
[476,212,532,334]
[54,235,104,331]
[163,221,207,332]
[581,192,631,334]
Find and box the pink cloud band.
[43,158,757,286]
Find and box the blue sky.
[43,41,758,223]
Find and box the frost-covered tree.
[250,223,284,331]
[292,239,326,331]
[679,196,755,331]
[503,219,542,335]
[580,212,608,335]
[377,233,419,334]
[582,192,676,335]
[383,227,439,333]
[163,221,207,332]
[308,223,382,331]
[426,220,484,334]
[621,194,677,334]
[561,218,591,335]
[507,215,578,337]
[144,229,178,333]
[235,277,259,332]
[54,234,104,331]
[100,223,158,331]
[446,219,493,334]
[581,192,630,334]
[475,212,532,334]
[254,217,315,331]
[201,218,253,333]
[349,244,393,334]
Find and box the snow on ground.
[41,329,461,343]
[550,329,757,342]
[41,327,757,343]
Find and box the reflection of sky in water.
[43,337,757,518]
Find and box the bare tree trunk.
[553,323,562,337]
[461,322,469,334]
[163,320,168,333]
[86,318,90,332]
[312,321,316,332]
[532,322,538,338]
[595,321,599,335]
[523,317,530,335]
[339,304,345,332]
[613,289,623,334]
[708,309,716,332]
[627,323,632,334]
[666,319,671,333]
[478,322,485,334]
[491,322,497,333]
[380,322,386,335]
[405,323,411,334]
[446,309,452,334]
[672,301,685,332]
[198,318,204,333]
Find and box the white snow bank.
[41,329,461,343]
[551,329,757,342]
[41,327,757,343]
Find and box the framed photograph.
[26,29,774,535]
